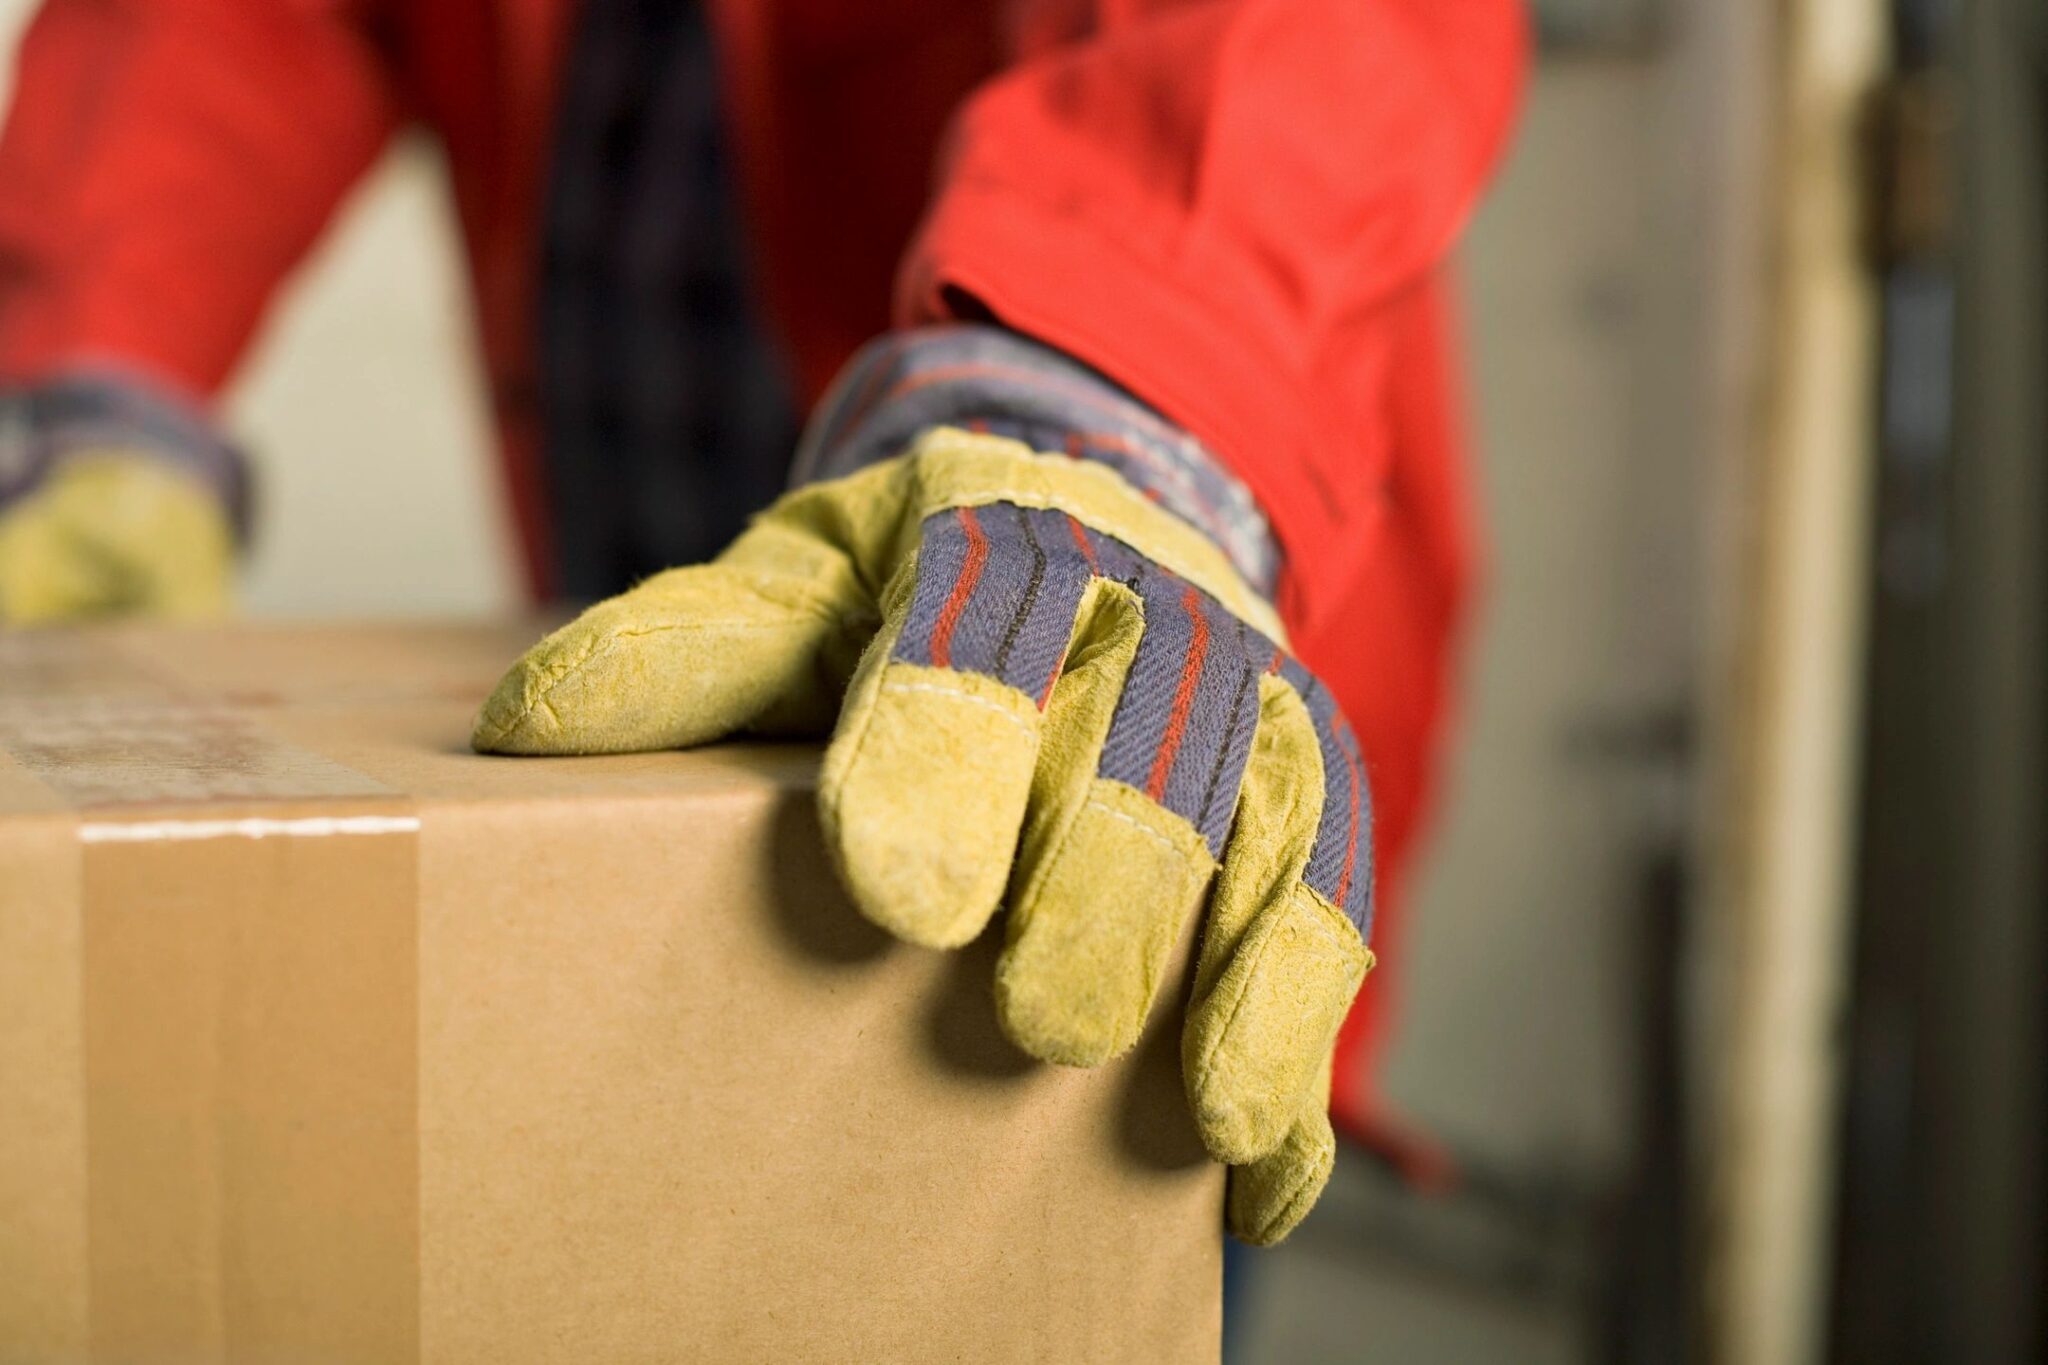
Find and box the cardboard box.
[0,623,1221,1363]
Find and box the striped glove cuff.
[792,326,1280,598]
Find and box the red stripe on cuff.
[1332,721,1364,911]
[929,505,988,669]
[1065,513,1100,575]
[1145,586,1210,802]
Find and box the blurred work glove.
[475,328,1375,1244]
[0,376,245,624]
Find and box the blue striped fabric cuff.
[0,370,252,542]
[792,326,1280,597]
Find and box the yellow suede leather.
[995,573,1218,1068]
[0,450,233,624]
[821,655,1043,948]
[475,428,1369,1244]
[1185,678,1373,1164]
[998,775,1216,1066]
[1229,1065,1339,1246]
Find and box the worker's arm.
[0,0,402,619]
[899,0,1528,632]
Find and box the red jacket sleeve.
[899,0,1527,631]
[0,0,401,398]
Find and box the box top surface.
[0,622,818,817]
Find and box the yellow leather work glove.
[476,425,1376,1244]
[0,449,234,624]
[0,376,246,625]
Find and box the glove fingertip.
[995,777,1213,1068]
[1227,1107,1336,1247]
[470,659,561,753]
[821,661,1041,949]
[1184,885,1368,1165]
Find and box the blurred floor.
[1237,1159,1586,1364]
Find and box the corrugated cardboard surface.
[0,623,1222,1363]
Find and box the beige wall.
[226,146,516,618]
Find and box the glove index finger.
[995,572,1199,1068]
[820,501,1093,949]
[997,537,1260,1069]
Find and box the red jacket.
[0,0,1526,1132]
